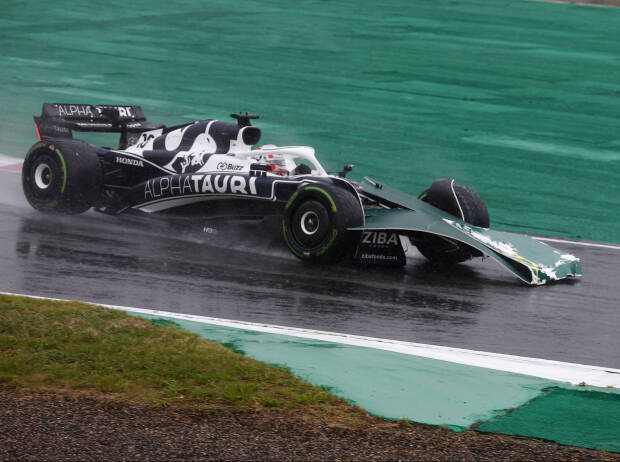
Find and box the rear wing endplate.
[34,103,165,148]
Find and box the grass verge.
[0,294,362,419]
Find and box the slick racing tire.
[283,183,363,263]
[415,178,489,266]
[22,139,103,214]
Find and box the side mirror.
[338,163,355,178]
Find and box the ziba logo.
[361,231,399,246]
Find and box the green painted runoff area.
[138,314,620,452]
[1,0,620,242]
[141,314,556,429]
[478,387,620,452]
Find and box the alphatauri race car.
[22,103,582,285]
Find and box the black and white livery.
[21,103,582,284]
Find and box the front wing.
[354,180,582,285]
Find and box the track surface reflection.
[1,172,618,368]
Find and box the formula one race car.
[22,103,582,285]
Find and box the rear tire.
[415,179,489,266]
[22,140,103,214]
[283,183,363,263]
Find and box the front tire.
[415,178,489,266]
[283,183,363,263]
[22,140,103,214]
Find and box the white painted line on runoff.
[0,154,22,172]
[3,291,620,388]
[534,236,620,250]
[0,154,20,164]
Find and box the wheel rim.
[290,200,330,249]
[300,211,320,235]
[34,163,53,190]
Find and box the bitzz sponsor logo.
[144,174,258,200]
[216,162,244,171]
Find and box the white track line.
[0,153,19,163]
[0,154,22,172]
[3,291,619,388]
[534,236,620,250]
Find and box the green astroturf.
[137,314,620,451]
[478,387,620,452]
[138,314,560,430]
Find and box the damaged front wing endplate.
[354,180,582,285]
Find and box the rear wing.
[34,103,165,148]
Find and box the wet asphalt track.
[0,170,618,369]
